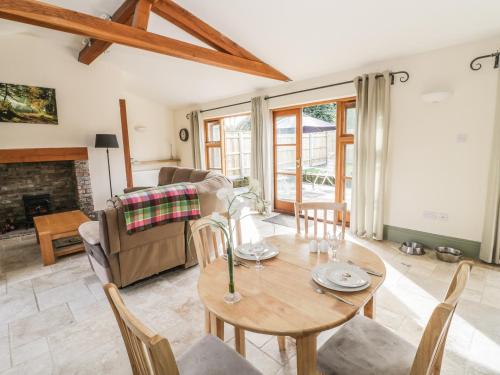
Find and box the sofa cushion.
[317,315,416,375]
[189,169,211,182]
[158,166,177,186]
[178,335,261,375]
[172,167,195,183]
[78,221,100,246]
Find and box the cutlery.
[347,260,383,277]
[223,255,249,268]
[313,286,355,306]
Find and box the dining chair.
[316,260,473,375]
[103,283,262,375]
[190,214,241,336]
[190,215,288,352]
[294,201,347,240]
[190,214,242,270]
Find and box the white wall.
[0,34,174,210]
[174,36,500,242]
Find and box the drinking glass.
[252,242,266,270]
[328,231,339,262]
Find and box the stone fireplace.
[0,148,95,233]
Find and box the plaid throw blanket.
[117,184,201,234]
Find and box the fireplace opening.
[23,193,53,226]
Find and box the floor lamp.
[95,134,119,197]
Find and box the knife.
[347,260,383,277]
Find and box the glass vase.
[223,245,241,304]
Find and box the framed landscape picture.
[0,83,58,125]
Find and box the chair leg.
[277,336,286,351]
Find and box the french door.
[273,98,356,222]
[273,109,301,213]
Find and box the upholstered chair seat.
[317,315,416,375]
[177,335,261,375]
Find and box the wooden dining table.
[198,234,386,375]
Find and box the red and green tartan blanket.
[117,183,201,234]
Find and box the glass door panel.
[274,109,301,213]
[301,103,336,204]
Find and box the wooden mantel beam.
[0,0,290,81]
[152,0,261,62]
[78,0,138,65]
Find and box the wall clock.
[179,128,189,142]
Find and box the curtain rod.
[186,71,409,118]
[470,51,500,71]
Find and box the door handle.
[296,159,301,169]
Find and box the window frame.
[203,113,251,178]
[204,119,225,174]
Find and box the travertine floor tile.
[0,291,37,325]
[35,280,93,311]
[9,304,74,348]
[11,338,49,366]
[0,336,10,372]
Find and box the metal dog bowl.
[399,241,425,255]
[435,246,462,263]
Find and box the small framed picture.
[179,128,189,142]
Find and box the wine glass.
[328,231,339,262]
[252,241,266,270]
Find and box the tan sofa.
[79,167,231,287]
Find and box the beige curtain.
[189,110,203,169]
[250,96,273,203]
[480,75,500,263]
[351,72,391,240]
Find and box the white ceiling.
[1,0,500,108]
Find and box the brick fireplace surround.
[0,148,95,229]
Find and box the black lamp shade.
[95,134,119,149]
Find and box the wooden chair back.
[294,201,347,240]
[190,214,242,270]
[410,260,473,375]
[104,283,179,375]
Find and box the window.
[204,114,251,185]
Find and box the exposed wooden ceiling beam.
[78,0,138,65]
[132,0,152,30]
[0,0,290,81]
[152,0,261,62]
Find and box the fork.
[223,255,249,268]
[313,286,355,306]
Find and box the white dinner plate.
[312,263,371,292]
[234,243,279,261]
[325,263,369,287]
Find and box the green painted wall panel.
[383,225,480,259]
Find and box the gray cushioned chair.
[317,260,472,375]
[104,283,261,375]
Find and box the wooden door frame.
[335,98,355,223]
[272,97,356,220]
[272,108,302,213]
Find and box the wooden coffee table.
[34,210,90,266]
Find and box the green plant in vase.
[203,180,267,304]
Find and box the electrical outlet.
[438,212,449,221]
[423,210,438,220]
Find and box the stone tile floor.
[1,215,500,374]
